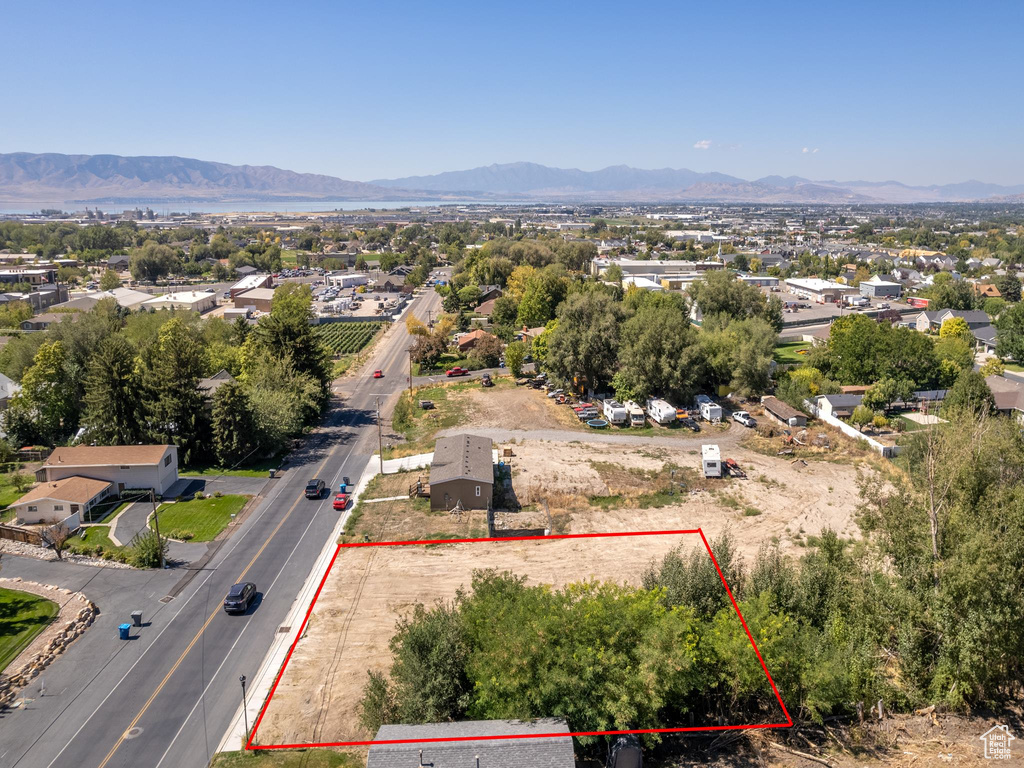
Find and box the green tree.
[129,240,178,282]
[929,278,975,311]
[468,333,503,368]
[849,404,875,430]
[939,316,972,342]
[250,283,332,400]
[3,341,76,445]
[613,302,704,403]
[503,340,527,377]
[862,377,915,412]
[516,265,568,328]
[99,269,121,290]
[545,292,623,393]
[211,381,260,467]
[241,348,322,454]
[81,335,144,445]
[996,301,1024,362]
[993,273,1021,302]
[941,370,994,416]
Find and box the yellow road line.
[97,446,338,768]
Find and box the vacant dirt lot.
[255,532,737,747]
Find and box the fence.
[0,523,42,545]
[803,399,902,458]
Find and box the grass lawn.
[154,495,249,542]
[1003,362,1024,373]
[774,340,812,364]
[182,457,280,479]
[0,473,31,520]
[83,498,132,524]
[211,750,360,768]
[0,587,59,673]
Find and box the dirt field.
[509,439,870,558]
[256,532,751,747]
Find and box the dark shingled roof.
[429,434,493,486]
[368,719,574,768]
[761,396,804,422]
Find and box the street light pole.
[239,675,249,750]
[151,490,164,569]
[376,397,384,475]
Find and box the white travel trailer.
[696,394,722,422]
[603,399,628,425]
[702,444,722,478]
[623,401,646,427]
[646,398,677,425]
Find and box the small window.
[28,505,37,513]
[54,504,64,512]
[163,455,172,467]
[475,485,481,497]
[120,465,131,470]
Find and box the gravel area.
[0,539,134,569]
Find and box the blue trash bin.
[118,623,131,640]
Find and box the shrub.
[213,491,223,498]
[129,529,168,568]
[193,491,205,500]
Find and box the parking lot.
[766,287,915,327]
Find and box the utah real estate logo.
[979,725,1015,760]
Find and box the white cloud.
[693,139,712,150]
[802,147,820,154]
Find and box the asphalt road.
[0,288,442,768]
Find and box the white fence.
[803,399,902,458]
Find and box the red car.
[373,370,383,378]
[445,367,469,377]
[332,493,348,510]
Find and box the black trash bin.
[131,610,143,627]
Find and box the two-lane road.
[0,288,441,768]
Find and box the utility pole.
[408,345,414,396]
[239,675,249,750]
[376,397,384,474]
[151,490,164,569]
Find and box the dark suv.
[305,479,326,499]
[223,582,256,613]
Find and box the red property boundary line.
[247,528,793,750]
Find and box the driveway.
[436,425,742,449]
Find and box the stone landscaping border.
[0,578,99,708]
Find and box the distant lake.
[0,199,513,215]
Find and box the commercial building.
[785,278,857,304]
[859,275,903,299]
[326,272,370,289]
[228,273,273,298]
[233,287,276,313]
[142,290,218,313]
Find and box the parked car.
[373,369,383,378]
[680,417,701,432]
[305,479,326,498]
[446,367,469,377]
[546,388,564,399]
[332,493,348,510]
[732,411,757,428]
[480,373,493,387]
[223,582,257,613]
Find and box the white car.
[546,389,564,399]
[732,411,756,428]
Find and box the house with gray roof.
[815,393,863,419]
[367,719,575,768]
[429,434,493,511]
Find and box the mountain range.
[2,153,1024,206]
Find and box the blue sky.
[3,0,1023,185]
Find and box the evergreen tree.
[82,335,144,444]
[142,318,208,464]
[211,381,259,467]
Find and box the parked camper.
[696,394,723,422]
[646,398,677,425]
[702,444,722,478]
[603,399,628,425]
[624,401,646,427]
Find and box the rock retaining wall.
[0,578,98,708]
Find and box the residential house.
[107,254,131,270]
[429,434,493,512]
[20,312,73,331]
[456,328,498,353]
[477,284,502,303]
[0,372,20,410]
[8,476,112,527]
[987,375,1024,423]
[973,324,998,353]
[815,394,862,419]
[367,719,574,768]
[474,297,497,317]
[915,308,990,333]
[38,444,179,495]
[973,283,1001,299]
[198,369,236,401]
